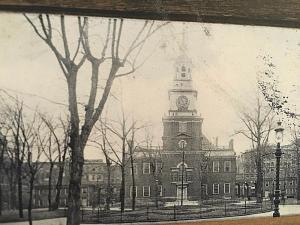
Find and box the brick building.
[32,159,121,208]
[125,51,237,206]
[236,143,299,199]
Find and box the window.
[171,172,178,182]
[202,184,208,195]
[158,185,163,197]
[213,183,219,194]
[155,162,162,173]
[143,162,150,174]
[181,66,186,77]
[213,161,220,172]
[131,163,138,175]
[98,174,103,181]
[130,186,137,198]
[143,186,150,197]
[186,171,193,181]
[224,161,231,172]
[82,187,87,194]
[224,183,230,194]
[179,122,187,133]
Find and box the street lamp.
[244,182,249,200]
[178,139,187,207]
[273,121,284,217]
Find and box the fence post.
[81,207,84,222]
[121,210,123,223]
[244,199,247,215]
[261,200,263,212]
[199,202,201,219]
[224,200,227,217]
[173,204,176,220]
[97,206,100,222]
[147,205,149,221]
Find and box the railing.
[80,199,272,224]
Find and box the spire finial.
[180,22,188,54]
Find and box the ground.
[1,205,300,225]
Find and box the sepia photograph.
[0,2,300,225]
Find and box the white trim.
[131,163,138,175]
[143,186,151,197]
[143,162,150,174]
[213,161,220,172]
[130,186,137,198]
[158,185,163,197]
[213,183,219,194]
[224,183,230,194]
[202,184,208,195]
[224,161,231,172]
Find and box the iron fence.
[80,199,273,224]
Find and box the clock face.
[176,95,189,111]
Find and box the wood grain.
[0,1,300,28]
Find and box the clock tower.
[162,52,203,151]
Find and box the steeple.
[167,29,198,117]
[174,24,193,83]
[162,25,203,151]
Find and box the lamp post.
[273,121,284,217]
[244,182,249,200]
[178,140,187,207]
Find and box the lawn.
[178,215,300,225]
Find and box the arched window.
[181,65,186,77]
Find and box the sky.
[0,12,299,159]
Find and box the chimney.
[229,139,234,150]
[215,137,218,148]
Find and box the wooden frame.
[0,1,300,28]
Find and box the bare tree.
[39,118,57,211]
[0,130,7,216]
[22,116,44,225]
[91,119,113,211]
[140,128,163,208]
[25,14,168,225]
[258,55,300,199]
[98,108,145,212]
[1,100,27,218]
[40,115,70,210]
[236,97,274,203]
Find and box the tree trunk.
[17,159,23,218]
[53,164,64,210]
[28,175,34,225]
[9,171,17,210]
[130,153,136,211]
[105,158,111,211]
[297,146,300,201]
[48,163,54,210]
[0,179,2,216]
[53,152,67,210]
[119,166,125,213]
[256,155,263,203]
[66,145,84,225]
[155,180,159,209]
